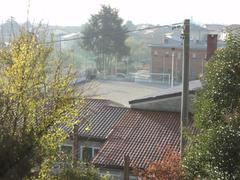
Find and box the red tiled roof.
[63,99,127,140]
[77,106,128,139]
[79,99,113,117]
[92,110,180,169]
[62,99,112,133]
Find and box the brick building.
[150,34,220,82]
[150,41,207,81]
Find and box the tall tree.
[125,37,151,65]
[0,30,83,179]
[81,5,129,72]
[184,32,240,179]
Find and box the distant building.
[150,39,206,81]
[150,34,220,81]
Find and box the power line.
[44,22,183,44]
[126,22,182,33]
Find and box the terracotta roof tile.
[63,99,124,138]
[77,106,128,139]
[92,110,181,169]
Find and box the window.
[191,72,197,80]
[165,51,169,57]
[81,146,100,162]
[130,176,137,180]
[60,144,72,155]
[82,147,93,162]
[177,52,181,60]
[164,38,169,44]
[192,53,196,59]
[153,50,158,56]
[94,148,99,156]
[192,53,202,60]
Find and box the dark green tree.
[125,36,151,66]
[184,32,240,179]
[81,5,129,72]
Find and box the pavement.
[77,80,168,107]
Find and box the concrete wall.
[130,94,195,112]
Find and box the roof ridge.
[103,105,182,114]
[103,105,130,110]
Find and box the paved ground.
[77,80,168,107]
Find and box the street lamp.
[171,47,175,87]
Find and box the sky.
[0,0,239,26]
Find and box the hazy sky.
[0,0,239,26]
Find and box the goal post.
[150,73,171,85]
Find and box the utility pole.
[124,155,130,180]
[73,124,79,167]
[180,19,190,157]
[103,58,106,79]
[171,48,175,87]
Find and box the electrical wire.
[44,22,183,44]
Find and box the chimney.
[207,34,218,60]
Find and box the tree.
[184,32,240,179]
[0,30,83,179]
[54,161,110,180]
[125,36,151,70]
[81,5,130,73]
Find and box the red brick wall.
[151,47,206,80]
[207,34,218,60]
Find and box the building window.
[165,51,169,57]
[191,72,197,80]
[153,50,158,56]
[192,53,202,60]
[192,53,196,59]
[164,38,169,44]
[177,52,181,60]
[81,146,100,162]
[82,147,92,162]
[60,144,73,155]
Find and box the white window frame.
[60,143,73,153]
[80,145,100,161]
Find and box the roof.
[149,41,207,50]
[77,106,128,140]
[63,99,125,140]
[79,99,113,117]
[92,110,181,169]
[129,80,202,105]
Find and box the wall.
[130,94,195,112]
[151,47,206,81]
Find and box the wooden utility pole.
[180,19,190,157]
[171,47,175,87]
[73,124,79,167]
[123,155,130,180]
